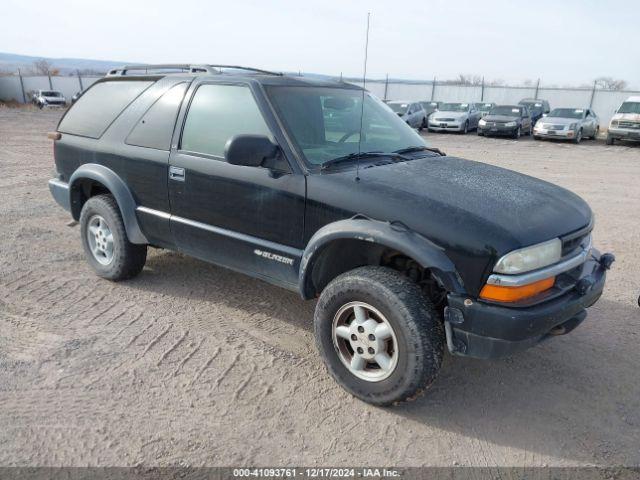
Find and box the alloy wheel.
[87,215,115,265]
[332,301,398,382]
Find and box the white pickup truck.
[607,96,640,145]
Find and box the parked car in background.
[478,105,532,138]
[428,102,481,133]
[31,90,67,108]
[533,108,599,143]
[518,98,550,124]
[419,100,440,123]
[474,102,495,117]
[386,101,428,129]
[606,96,640,145]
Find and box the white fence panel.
[482,86,535,105]
[0,76,23,102]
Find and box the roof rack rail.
[106,64,283,77]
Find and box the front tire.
[80,194,147,281]
[513,126,521,139]
[606,135,614,145]
[314,266,444,406]
[573,128,583,144]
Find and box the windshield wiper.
[321,151,410,170]
[393,146,446,156]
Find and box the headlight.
[479,119,486,126]
[569,123,577,130]
[610,120,619,127]
[504,121,517,127]
[494,238,561,274]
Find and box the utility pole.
[383,73,389,101]
[17,69,26,103]
[589,80,597,108]
[77,70,84,91]
[431,76,436,101]
[480,76,485,101]
[534,78,540,99]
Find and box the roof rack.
[106,64,283,77]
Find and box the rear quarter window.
[126,83,188,150]
[58,80,153,138]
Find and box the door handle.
[169,166,185,182]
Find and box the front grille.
[436,118,455,122]
[542,124,565,130]
[560,222,593,258]
[618,121,640,129]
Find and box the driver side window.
[181,84,272,158]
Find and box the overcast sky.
[3,0,639,87]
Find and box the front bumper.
[608,127,640,141]
[478,125,518,136]
[429,121,463,132]
[534,127,576,139]
[444,251,610,359]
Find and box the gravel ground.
[0,108,639,468]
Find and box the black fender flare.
[298,218,464,299]
[69,163,148,244]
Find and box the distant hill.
[0,52,131,75]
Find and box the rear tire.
[314,266,444,406]
[79,194,147,281]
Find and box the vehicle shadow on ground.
[129,250,639,465]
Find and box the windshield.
[489,106,522,117]
[42,91,62,97]
[548,108,584,119]
[439,103,469,112]
[520,101,542,110]
[387,102,408,114]
[617,102,640,114]
[478,103,493,112]
[266,87,426,166]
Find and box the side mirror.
[225,134,279,168]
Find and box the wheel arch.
[69,163,148,244]
[299,218,464,300]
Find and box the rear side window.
[126,83,188,150]
[58,80,152,138]
[180,84,271,157]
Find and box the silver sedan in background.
[386,101,428,129]
[533,108,599,143]
[428,102,481,133]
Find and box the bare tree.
[594,76,627,90]
[32,59,53,75]
[456,73,483,86]
[487,78,505,87]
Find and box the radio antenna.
[355,12,371,182]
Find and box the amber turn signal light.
[479,277,555,303]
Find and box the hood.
[307,156,591,293]
[541,117,579,126]
[483,115,519,123]
[612,112,640,122]
[434,111,467,119]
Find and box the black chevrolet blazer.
[48,64,613,406]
